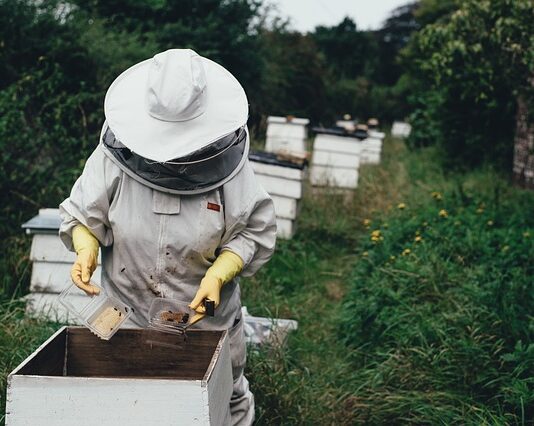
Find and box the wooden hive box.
[249,151,307,239]
[392,121,412,138]
[360,137,382,165]
[265,116,309,154]
[21,209,102,323]
[6,327,232,426]
[310,130,361,189]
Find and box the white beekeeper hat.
[104,48,249,163]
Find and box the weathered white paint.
[30,233,101,264]
[24,292,90,324]
[6,327,233,426]
[30,262,102,293]
[310,165,359,189]
[270,195,299,220]
[313,134,362,155]
[250,161,305,181]
[255,174,303,199]
[265,116,309,154]
[392,121,412,138]
[276,217,296,239]
[368,130,385,140]
[312,150,360,169]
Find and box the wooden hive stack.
[310,128,362,189]
[249,152,307,239]
[21,208,101,323]
[265,116,309,154]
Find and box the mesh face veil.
[102,125,248,194]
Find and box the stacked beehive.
[310,128,362,189]
[249,152,306,239]
[21,208,100,322]
[265,116,309,154]
[360,130,385,165]
[392,121,412,138]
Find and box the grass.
[1,135,532,425]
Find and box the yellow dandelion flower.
[401,248,411,256]
[414,235,423,243]
[397,203,406,210]
[439,209,448,218]
[476,208,484,214]
[487,220,494,226]
[431,191,442,200]
[362,251,369,257]
[363,219,371,227]
[371,230,381,237]
[502,245,510,252]
[390,255,396,261]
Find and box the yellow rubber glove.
[188,250,244,325]
[71,225,100,296]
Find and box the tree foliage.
[405,0,534,169]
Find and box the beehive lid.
[312,127,367,140]
[249,151,307,170]
[21,208,61,234]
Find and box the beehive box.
[21,209,101,323]
[6,327,232,425]
[249,151,307,239]
[310,130,361,189]
[360,137,382,165]
[391,121,412,138]
[265,116,309,154]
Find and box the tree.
[405,0,534,174]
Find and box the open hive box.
[6,326,232,425]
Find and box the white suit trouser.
[227,315,254,426]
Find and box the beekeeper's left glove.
[189,250,243,324]
[71,225,100,296]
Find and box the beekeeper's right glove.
[71,224,100,295]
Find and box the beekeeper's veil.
[100,48,249,195]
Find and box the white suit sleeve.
[59,145,121,251]
[221,161,277,276]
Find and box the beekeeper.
[59,48,277,425]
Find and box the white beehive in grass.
[360,137,383,165]
[265,116,309,154]
[310,129,362,189]
[249,152,307,239]
[392,121,412,138]
[21,208,102,323]
[6,326,233,425]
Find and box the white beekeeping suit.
[59,49,277,426]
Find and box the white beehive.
[6,326,233,425]
[265,116,309,154]
[360,137,383,165]
[392,121,412,138]
[249,152,307,239]
[21,209,102,323]
[310,131,361,189]
[335,119,355,132]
